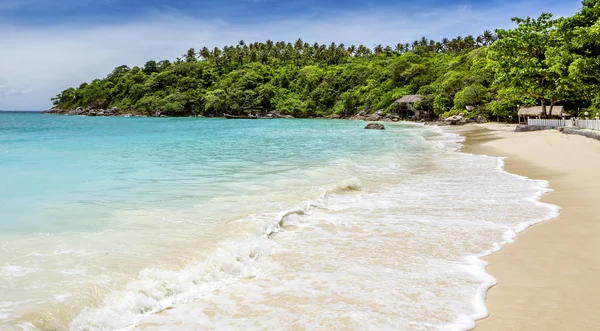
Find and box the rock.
[365,123,385,130]
[329,114,341,119]
[270,112,294,118]
[444,115,467,125]
[444,116,457,125]
[561,128,600,141]
[515,125,555,132]
[367,114,381,121]
[151,110,161,117]
[357,109,369,117]
[476,115,487,124]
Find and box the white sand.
[461,124,600,330]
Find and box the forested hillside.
[51,0,600,119]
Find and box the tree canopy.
[52,2,600,119]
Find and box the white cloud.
[0,0,581,110]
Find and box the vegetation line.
[51,1,600,120]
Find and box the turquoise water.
[0,113,557,330]
[0,114,420,233]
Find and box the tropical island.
[49,2,600,121]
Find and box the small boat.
[224,114,257,119]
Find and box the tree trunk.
[541,99,547,118]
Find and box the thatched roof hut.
[395,95,428,118]
[395,95,423,104]
[518,106,567,117]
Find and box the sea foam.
[67,126,558,331]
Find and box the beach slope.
[463,125,600,330]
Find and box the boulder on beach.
[357,109,369,117]
[367,114,381,121]
[365,123,385,130]
[444,115,467,125]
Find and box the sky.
[0,0,584,110]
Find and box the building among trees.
[395,95,428,119]
[517,106,568,123]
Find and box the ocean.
[0,113,557,330]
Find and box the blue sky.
[0,0,583,110]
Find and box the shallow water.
[0,114,557,330]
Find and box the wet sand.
[459,124,600,330]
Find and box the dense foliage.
[52,1,600,119]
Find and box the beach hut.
[517,105,568,123]
[395,95,429,119]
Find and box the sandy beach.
[459,124,600,330]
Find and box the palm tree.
[464,35,476,49]
[184,48,197,62]
[483,30,496,45]
[348,44,357,57]
[411,40,419,51]
[441,38,450,52]
[199,47,211,60]
[476,35,484,47]
[374,44,383,55]
[212,47,222,66]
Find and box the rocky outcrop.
[348,115,366,121]
[350,110,401,122]
[365,123,385,130]
[560,128,600,141]
[357,109,369,117]
[367,114,381,121]
[271,112,294,118]
[444,114,467,125]
[45,107,123,117]
[514,125,555,132]
[476,115,488,124]
[387,114,400,122]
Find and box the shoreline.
[456,124,600,330]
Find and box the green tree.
[488,13,566,116]
[550,0,600,110]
